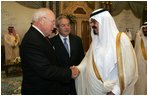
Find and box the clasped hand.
[70,66,80,79]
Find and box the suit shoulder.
[70,34,81,40]
[49,35,60,45]
[50,35,58,40]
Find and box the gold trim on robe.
[141,38,147,60]
[92,53,103,82]
[116,32,125,94]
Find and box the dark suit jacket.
[20,26,72,95]
[50,34,85,94]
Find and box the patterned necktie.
[63,38,70,56]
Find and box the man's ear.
[39,17,45,25]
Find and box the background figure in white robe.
[4,26,20,65]
[134,22,147,95]
[75,9,138,95]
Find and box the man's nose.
[65,25,70,29]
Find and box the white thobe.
[134,32,147,95]
[75,33,138,95]
[4,33,20,65]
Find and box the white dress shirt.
[59,34,71,56]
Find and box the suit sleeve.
[21,39,72,83]
[78,37,85,62]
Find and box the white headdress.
[139,22,147,36]
[90,9,119,80]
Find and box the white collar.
[32,25,45,37]
[59,34,69,42]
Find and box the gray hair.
[56,15,70,27]
[32,8,50,23]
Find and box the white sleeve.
[112,81,120,95]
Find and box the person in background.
[134,22,147,95]
[20,8,79,95]
[4,26,20,65]
[125,28,132,41]
[74,8,138,95]
[50,15,85,94]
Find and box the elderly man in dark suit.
[50,15,85,94]
[20,8,79,95]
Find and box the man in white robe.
[4,26,20,65]
[134,23,147,95]
[75,9,138,95]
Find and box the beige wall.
[1,1,37,45]
[113,9,140,40]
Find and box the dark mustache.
[92,26,97,29]
[92,26,97,35]
[93,29,97,35]
[143,33,147,37]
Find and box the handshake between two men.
[70,66,80,79]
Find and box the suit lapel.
[69,34,74,59]
[57,35,70,58]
